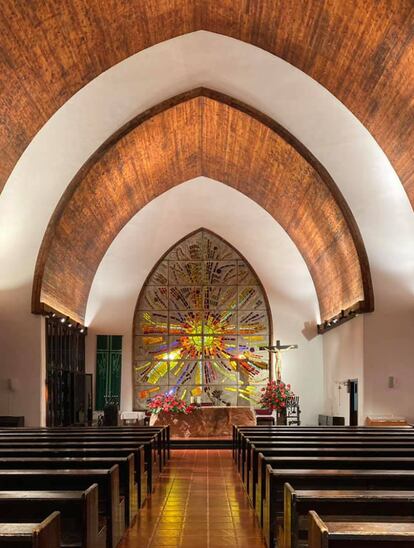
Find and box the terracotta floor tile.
[118,449,265,548]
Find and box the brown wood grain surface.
[32,91,372,324]
[0,1,413,207]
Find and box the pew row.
[0,443,151,496]
[233,426,414,460]
[308,511,414,548]
[246,441,414,502]
[240,435,414,479]
[257,455,414,528]
[253,449,414,518]
[264,468,414,548]
[0,487,105,548]
[0,427,170,464]
[284,485,414,548]
[0,469,121,548]
[0,512,60,548]
[0,455,138,523]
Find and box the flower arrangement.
[147,393,196,415]
[260,380,294,411]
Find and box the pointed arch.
[132,228,271,409]
[32,89,373,326]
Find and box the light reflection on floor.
[119,449,265,547]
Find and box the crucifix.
[258,340,298,381]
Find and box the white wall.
[85,178,324,425]
[322,316,364,425]
[364,310,414,423]
[0,287,44,425]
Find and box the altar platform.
[149,406,256,443]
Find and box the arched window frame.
[132,229,273,409]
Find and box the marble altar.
[149,406,256,438]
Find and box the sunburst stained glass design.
[133,230,271,409]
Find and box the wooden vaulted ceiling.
[1,1,413,207]
[33,90,373,325]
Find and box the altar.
[149,406,256,438]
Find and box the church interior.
[0,1,413,547]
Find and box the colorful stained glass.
[133,229,270,409]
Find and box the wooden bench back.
[285,484,414,548]
[308,511,414,548]
[0,511,60,548]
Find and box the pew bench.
[244,443,414,504]
[284,485,414,548]
[0,426,170,465]
[263,468,414,548]
[246,441,414,502]
[0,454,139,523]
[0,512,60,548]
[256,455,414,529]
[0,468,122,548]
[308,512,414,548]
[0,487,105,548]
[233,426,414,462]
[0,432,166,470]
[0,444,150,496]
[240,435,414,479]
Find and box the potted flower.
[147,393,196,415]
[260,380,295,425]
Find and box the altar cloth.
[149,406,256,438]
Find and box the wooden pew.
[308,511,414,548]
[0,468,122,548]
[0,430,168,469]
[0,427,170,464]
[0,454,138,524]
[0,512,60,548]
[256,455,414,529]
[284,485,414,548]
[245,440,414,500]
[239,432,414,467]
[233,426,414,461]
[238,432,414,474]
[0,442,152,495]
[0,487,105,548]
[0,435,160,476]
[263,468,414,548]
[250,446,414,512]
[233,425,414,462]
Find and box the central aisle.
[119,449,265,547]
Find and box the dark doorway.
[348,379,358,426]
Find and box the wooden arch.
[0,1,413,206]
[32,89,374,325]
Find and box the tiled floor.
[119,449,265,547]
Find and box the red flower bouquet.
[147,393,196,415]
[260,380,294,411]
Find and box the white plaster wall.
[364,310,414,423]
[323,316,365,425]
[85,178,324,425]
[0,290,43,425]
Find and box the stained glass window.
[133,230,270,409]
